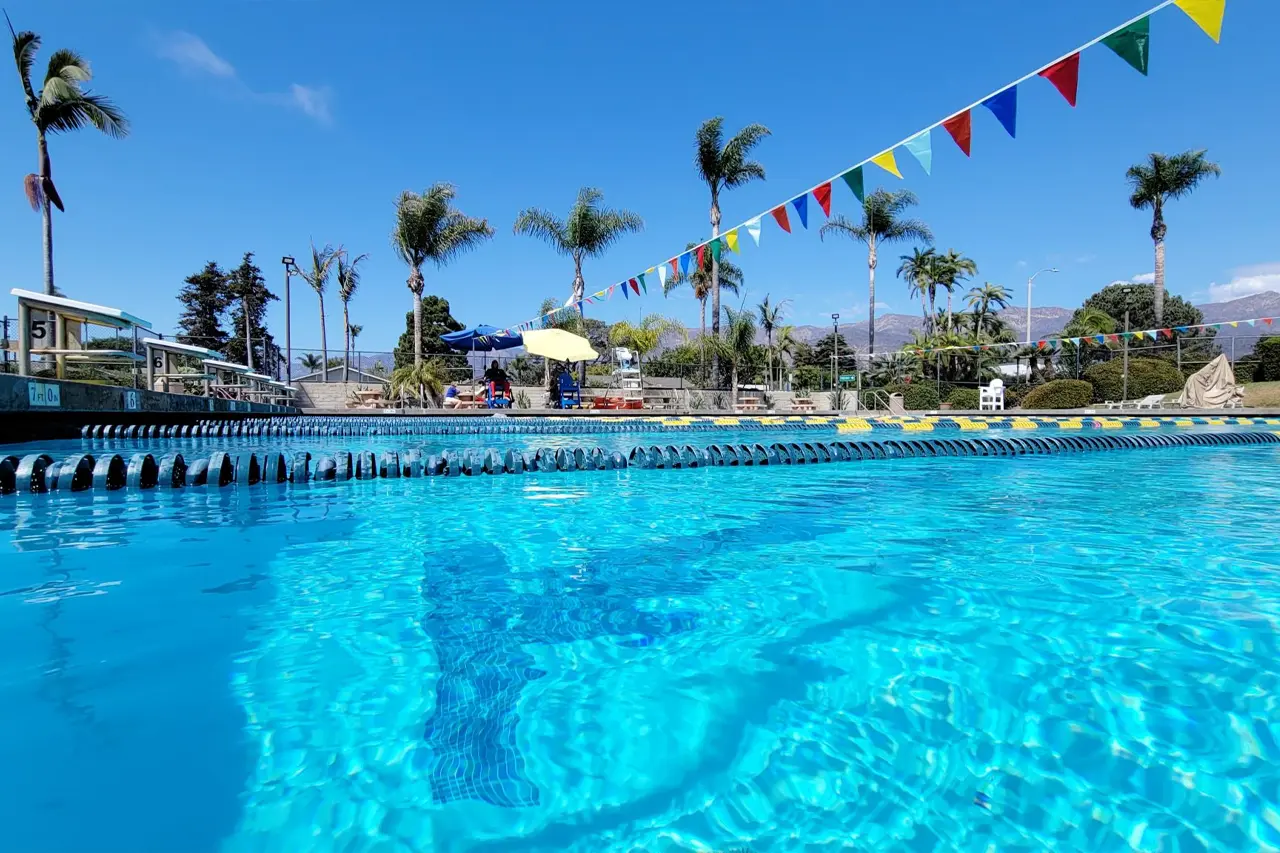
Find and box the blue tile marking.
[421,545,697,808]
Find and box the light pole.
[831,313,840,390]
[1025,267,1059,344]
[281,256,297,383]
[1122,285,1133,402]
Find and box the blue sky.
[2,0,1277,351]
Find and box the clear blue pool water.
[3,443,1280,852]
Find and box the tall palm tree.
[663,241,745,343]
[1126,150,1221,325]
[348,324,363,374]
[513,187,643,383]
[897,247,939,336]
[936,249,977,332]
[695,117,770,338]
[392,183,493,367]
[8,16,128,294]
[297,242,338,382]
[708,305,757,403]
[298,353,324,373]
[756,295,789,390]
[820,189,932,355]
[336,250,368,382]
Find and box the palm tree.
[297,242,338,382]
[820,189,932,355]
[348,324,363,374]
[389,359,447,409]
[298,353,324,374]
[756,295,789,390]
[897,247,940,336]
[336,250,368,382]
[8,17,128,295]
[936,249,977,332]
[695,117,770,339]
[707,306,757,403]
[392,183,493,367]
[1126,150,1221,325]
[965,282,1012,338]
[774,325,799,389]
[513,187,643,383]
[608,315,687,383]
[663,241,744,344]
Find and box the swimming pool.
[3,439,1279,851]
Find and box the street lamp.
[1121,285,1133,402]
[831,313,840,390]
[281,256,297,382]
[1026,267,1059,344]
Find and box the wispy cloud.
[1131,272,1155,284]
[153,30,334,125]
[1205,262,1280,302]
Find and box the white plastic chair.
[979,379,1005,411]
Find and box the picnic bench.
[11,288,151,380]
[790,397,816,413]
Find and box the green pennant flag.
[1103,16,1150,75]
[840,166,864,203]
[638,272,647,293]
[709,238,722,262]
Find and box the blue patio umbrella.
[441,326,524,388]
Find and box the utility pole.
[1122,285,1133,402]
[1026,267,1059,344]
[831,313,840,391]
[281,256,296,383]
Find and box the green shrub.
[946,388,980,409]
[887,382,942,411]
[1020,379,1093,409]
[1083,357,1184,403]
[793,365,823,392]
[1254,337,1280,382]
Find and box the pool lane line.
[6,430,1279,497]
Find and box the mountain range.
[780,291,1280,350]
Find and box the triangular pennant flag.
[1210,323,1222,329]
[638,273,647,294]
[1246,319,1257,327]
[981,87,1018,138]
[1175,326,1189,333]
[745,216,762,246]
[812,182,832,217]
[1094,335,1106,344]
[941,111,972,157]
[620,281,629,299]
[1103,17,1150,76]
[679,252,691,276]
[1133,330,1146,340]
[790,194,809,229]
[840,166,865,202]
[696,244,706,271]
[724,229,740,253]
[1037,340,1047,350]
[1265,317,1274,325]
[710,238,723,261]
[1039,53,1080,106]
[770,204,792,233]
[1175,0,1225,42]
[1070,337,1081,345]
[1106,334,1120,343]
[657,265,667,288]
[1229,321,1239,328]
[870,150,902,179]
[1122,332,1135,340]
[631,278,641,295]
[669,258,679,279]
[903,130,932,175]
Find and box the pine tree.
[175,261,230,351]
[392,296,466,369]
[225,252,279,370]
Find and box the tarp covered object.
[1177,353,1244,408]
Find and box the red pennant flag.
[1106,334,1120,343]
[669,258,678,279]
[770,205,791,233]
[1161,328,1173,339]
[812,182,832,217]
[629,278,640,295]
[1264,317,1274,325]
[1039,53,1080,106]
[696,244,706,270]
[941,111,972,157]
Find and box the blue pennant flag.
[790,194,809,229]
[982,86,1018,138]
[679,252,692,276]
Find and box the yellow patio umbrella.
[521,328,598,363]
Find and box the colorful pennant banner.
[498,0,1228,338]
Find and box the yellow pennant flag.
[1133,330,1146,340]
[1175,0,1226,42]
[871,150,902,179]
[724,229,740,253]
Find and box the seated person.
[442,383,460,408]
[483,360,512,401]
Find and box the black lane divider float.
[4,431,1278,497]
